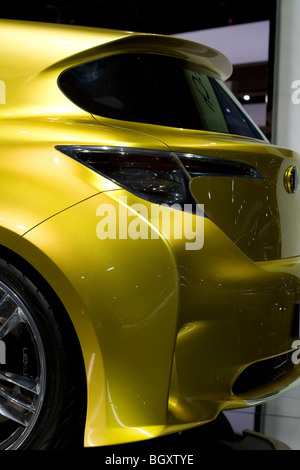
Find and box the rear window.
[58,53,264,140]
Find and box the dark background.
[1,0,275,34]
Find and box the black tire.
[0,258,87,449]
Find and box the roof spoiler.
[46,32,233,81]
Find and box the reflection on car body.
[0,19,300,449]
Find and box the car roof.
[0,19,232,81]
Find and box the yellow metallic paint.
[1,18,231,121]
[1,19,300,448]
[13,192,179,446]
[13,189,300,445]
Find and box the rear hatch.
[57,41,300,262]
[155,129,300,262]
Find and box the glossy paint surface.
[1,20,300,447]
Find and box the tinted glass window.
[58,53,264,140]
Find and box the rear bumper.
[168,226,300,423]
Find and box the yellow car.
[1,18,300,450]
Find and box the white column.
[261,0,300,450]
[272,0,300,152]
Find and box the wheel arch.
[0,243,96,445]
[0,242,86,350]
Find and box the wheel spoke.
[0,385,35,411]
[0,310,23,340]
[0,371,39,395]
[0,402,29,427]
[0,296,25,340]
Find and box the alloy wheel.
[0,281,46,449]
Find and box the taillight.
[56,146,192,206]
[55,145,263,206]
[178,153,263,180]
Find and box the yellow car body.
[1,19,300,449]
